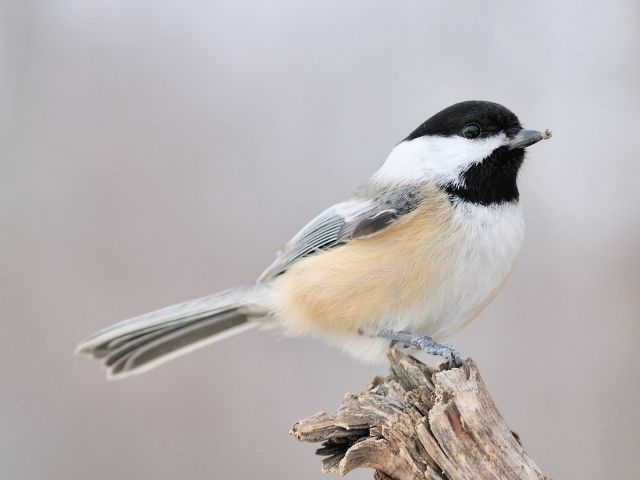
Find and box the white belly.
[412,201,525,339]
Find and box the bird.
[76,100,551,379]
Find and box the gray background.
[1,1,639,479]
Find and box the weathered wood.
[291,346,549,480]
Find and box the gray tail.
[76,284,270,380]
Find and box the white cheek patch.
[372,134,508,186]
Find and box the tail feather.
[76,285,268,379]
[103,320,203,368]
[107,311,253,377]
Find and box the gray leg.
[379,330,467,371]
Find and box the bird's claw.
[380,330,470,379]
[438,344,470,379]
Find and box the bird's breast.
[424,200,525,339]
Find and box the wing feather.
[258,186,423,281]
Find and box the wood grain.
[291,346,549,480]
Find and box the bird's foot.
[379,330,469,376]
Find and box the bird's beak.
[508,128,552,150]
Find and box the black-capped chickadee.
[76,101,551,379]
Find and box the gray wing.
[258,185,423,281]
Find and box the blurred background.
[1,1,639,479]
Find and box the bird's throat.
[445,147,524,206]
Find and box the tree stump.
[291,346,549,480]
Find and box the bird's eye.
[462,123,481,139]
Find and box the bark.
[291,346,549,480]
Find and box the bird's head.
[374,101,551,205]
